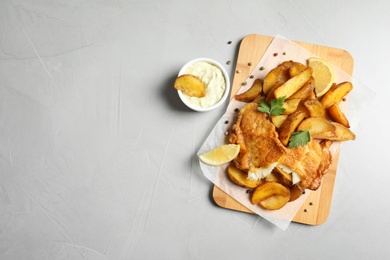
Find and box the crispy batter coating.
[281,139,332,190]
[229,103,287,171]
[229,102,332,190]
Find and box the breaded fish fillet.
[229,103,287,175]
[280,139,332,190]
[229,102,332,190]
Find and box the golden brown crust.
[229,103,287,172]
[229,102,333,191]
[281,139,332,190]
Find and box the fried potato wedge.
[235,78,263,102]
[265,172,279,182]
[273,167,293,187]
[282,99,301,115]
[271,114,288,129]
[263,61,294,95]
[304,99,327,118]
[274,67,313,99]
[279,60,295,68]
[321,81,353,109]
[328,104,350,128]
[297,117,336,136]
[253,94,265,104]
[265,81,283,103]
[279,110,308,146]
[294,102,310,115]
[288,77,314,100]
[263,67,283,95]
[307,91,317,100]
[276,61,296,81]
[276,67,291,84]
[289,185,304,202]
[251,182,290,210]
[260,194,290,210]
[227,165,261,189]
[174,74,206,97]
[289,62,307,77]
[312,122,356,141]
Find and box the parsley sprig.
[258,96,286,116]
[288,129,311,148]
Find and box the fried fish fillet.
[229,103,287,176]
[229,102,332,190]
[279,139,332,190]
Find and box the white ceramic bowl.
[177,58,230,112]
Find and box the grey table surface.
[0,0,387,259]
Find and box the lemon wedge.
[199,144,240,166]
[307,57,335,97]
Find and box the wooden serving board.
[212,34,354,225]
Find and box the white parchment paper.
[198,35,369,230]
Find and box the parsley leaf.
[288,130,311,148]
[258,101,271,114]
[258,96,286,116]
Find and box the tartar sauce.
[183,62,226,108]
